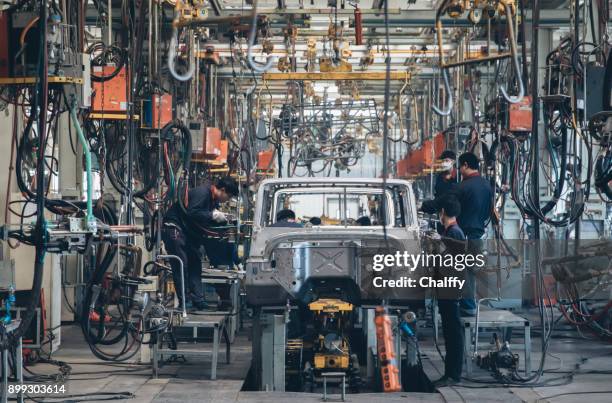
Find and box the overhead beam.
[237,9,606,27]
[362,9,603,28]
[253,8,403,15]
[262,71,410,81]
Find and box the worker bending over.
[162,177,239,310]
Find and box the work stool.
[461,309,531,376]
[321,372,346,402]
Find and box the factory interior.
[1,0,612,401]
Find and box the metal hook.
[168,27,195,81]
[247,1,274,73]
[498,3,524,104]
[432,69,453,116]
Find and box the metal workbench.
[152,313,230,380]
[461,309,531,376]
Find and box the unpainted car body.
[245,178,423,306]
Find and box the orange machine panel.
[374,307,402,392]
[257,149,276,171]
[149,94,173,129]
[396,157,410,178]
[396,133,446,177]
[213,139,228,165]
[508,96,532,132]
[205,127,222,158]
[424,133,446,166]
[92,66,128,112]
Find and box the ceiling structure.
[184,0,573,105]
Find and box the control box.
[91,66,128,112]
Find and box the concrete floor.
[21,311,612,403]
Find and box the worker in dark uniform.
[434,194,466,387]
[270,209,303,228]
[420,150,458,216]
[162,177,239,310]
[356,216,371,226]
[455,153,492,316]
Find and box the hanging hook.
[432,69,454,116]
[247,0,274,73]
[168,27,195,81]
[498,3,524,104]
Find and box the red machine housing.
[204,127,222,158]
[508,96,532,132]
[396,133,446,177]
[213,139,229,165]
[257,149,276,172]
[92,66,128,113]
[145,93,173,129]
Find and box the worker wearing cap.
[162,176,239,310]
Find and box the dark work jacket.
[438,223,467,300]
[456,174,492,239]
[445,224,466,241]
[442,223,467,254]
[420,173,459,214]
[164,182,219,234]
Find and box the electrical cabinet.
[91,66,128,112]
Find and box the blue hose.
[2,287,15,324]
[400,321,415,337]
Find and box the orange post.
[374,307,402,392]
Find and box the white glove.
[212,209,227,224]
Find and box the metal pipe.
[157,254,187,318]
[354,7,363,45]
[107,0,111,45]
[148,0,152,82]
[499,4,525,103]
[473,297,500,357]
[168,27,195,81]
[247,0,274,73]
[432,69,453,116]
[432,6,453,116]
[442,53,511,68]
[153,1,158,77]
[69,99,95,228]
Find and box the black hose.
[88,42,125,82]
[1,3,48,351]
[540,121,568,215]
